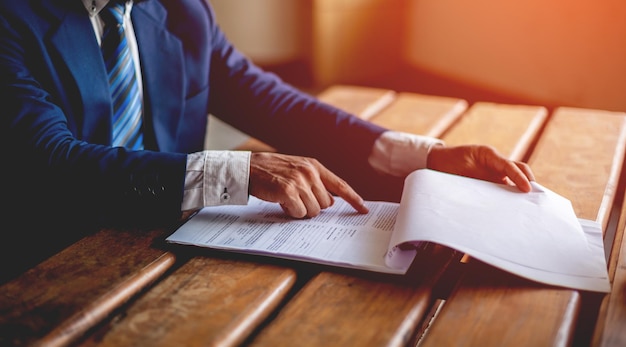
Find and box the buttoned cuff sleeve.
[368,131,444,177]
[182,150,251,211]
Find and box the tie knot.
[102,2,126,26]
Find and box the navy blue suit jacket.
[0,0,396,280]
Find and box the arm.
[178,0,533,215]
[151,0,534,220]
[0,5,186,227]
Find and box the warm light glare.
[405,0,626,111]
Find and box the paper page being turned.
[167,196,415,274]
[392,169,610,292]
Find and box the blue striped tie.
[101,2,143,150]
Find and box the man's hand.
[249,152,369,218]
[427,145,535,192]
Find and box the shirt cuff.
[182,150,251,211]
[368,131,444,177]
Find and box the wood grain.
[419,106,626,347]
[422,264,580,347]
[6,87,624,347]
[368,92,468,138]
[70,85,402,346]
[247,88,470,347]
[79,256,296,347]
[592,185,626,346]
[442,102,548,160]
[316,84,396,120]
[529,107,626,229]
[0,228,175,347]
[595,229,626,347]
[248,245,461,347]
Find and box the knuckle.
[280,181,300,198]
[333,177,350,191]
[295,162,320,181]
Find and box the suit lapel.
[132,1,184,152]
[43,0,112,144]
[41,0,184,149]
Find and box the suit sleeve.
[175,1,404,200]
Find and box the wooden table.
[1,85,625,347]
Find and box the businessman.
[0,0,533,282]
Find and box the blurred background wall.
[211,0,311,67]
[404,0,626,112]
[207,0,626,148]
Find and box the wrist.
[426,143,445,169]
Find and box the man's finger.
[311,181,335,211]
[516,162,535,181]
[299,190,323,218]
[280,197,308,219]
[504,161,532,192]
[317,165,368,214]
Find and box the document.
[166,169,610,292]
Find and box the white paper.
[167,169,610,292]
[391,169,610,292]
[167,197,413,274]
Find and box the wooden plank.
[592,191,626,347]
[246,92,473,347]
[0,228,175,347]
[592,166,626,346]
[419,262,581,347]
[529,107,626,230]
[251,273,432,347]
[1,227,299,347]
[248,245,462,347]
[69,85,400,346]
[419,107,626,347]
[316,84,396,121]
[78,256,296,347]
[368,92,468,138]
[236,85,397,152]
[598,241,626,347]
[442,102,548,161]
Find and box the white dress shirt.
[83,0,444,211]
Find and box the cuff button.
[221,187,230,203]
